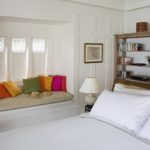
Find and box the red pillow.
[60,76,67,92]
[52,76,61,91]
[0,83,11,98]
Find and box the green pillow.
[23,77,40,94]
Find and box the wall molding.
[66,0,124,10]
[125,0,150,11]
[65,0,150,11]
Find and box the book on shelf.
[118,71,131,79]
[118,57,133,65]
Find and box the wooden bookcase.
[114,32,150,88]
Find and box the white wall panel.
[111,19,123,35]
[78,15,93,35]
[57,23,74,93]
[76,13,123,107]
[95,17,107,35]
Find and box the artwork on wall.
[84,43,103,63]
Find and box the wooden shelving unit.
[114,78,150,89]
[115,32,150,39]
[115,32,150,87]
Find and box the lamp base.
[85,94,96,105]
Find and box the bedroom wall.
[0,0,124,110]
[125,7,150,32]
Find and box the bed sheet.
[0,115,149,150]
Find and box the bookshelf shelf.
[115,32,150,85]
[126,50,150,52]
[117,64,150,67]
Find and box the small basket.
[136,22,148,32]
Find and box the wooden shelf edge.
[115,32,150,39]
[117,64,150,67]
[126,50,150,52]
[114,78,150,89]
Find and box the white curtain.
[0,37,49,82]
[0,52,7,81]
[9,53,27,81]
[32,53,47,76]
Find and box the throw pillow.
[3,81,22,97]
[23,77,41,94]
[56,75,67,92]
[39,75,45,92]
[52,76,61,91]
[44,76,53,91]
[0,83,11,98]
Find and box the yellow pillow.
[44,76,53,91]
[3,81,22,97]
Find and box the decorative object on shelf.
[118,57,133,65]
[84,43,103,63]
[79,77,100,105]
[118,39,126,52]
[146,56,150,65]
[126,43,144,51]
[130,75,150,81]
[119,71,131,79]
[136,22,148,32]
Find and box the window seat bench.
[0,92,74,111]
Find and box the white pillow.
[138,117,150,142]
[90,90,150,134]
[114,83,150,96]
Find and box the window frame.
[11,38,26,53]
[32,38,46,53]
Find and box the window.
[12,38,26,53]
[32,39,45,53]
[0,36,49,81]
[0,38,4,52]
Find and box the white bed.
[0,114,150,150]
[1,81,150,150]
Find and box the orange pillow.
[0,83,11,98]
[39,75,45,92]
[3,81,22,97]
[44,76,53,91]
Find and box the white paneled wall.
[75,14,123,107]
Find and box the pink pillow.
[59,76,67,92]
[52,76,61,91]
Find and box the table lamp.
[79,77,100,105]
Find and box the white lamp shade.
[79,77,100,94]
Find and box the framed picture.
[84,43,103,63]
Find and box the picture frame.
[84,43,103,63]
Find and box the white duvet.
[0,115,149,150]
